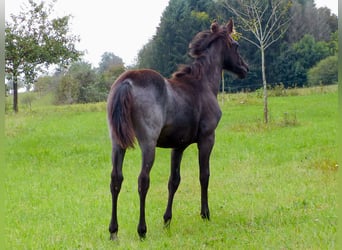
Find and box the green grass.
[5,86,337,249]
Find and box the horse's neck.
[201,53,223,97]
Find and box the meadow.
[4,86,337,249]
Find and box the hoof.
[139,233,146,241]
[164,219,171,229]
[109,232,118,241]
[137,225,147,240]
[201,211,210,220]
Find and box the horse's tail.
[107,80,135,149]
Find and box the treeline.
[137,0,338,91]
[32,52,125,104]
[9,0,337,105]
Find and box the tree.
[5,0,82,112]
[221,0,292,123]
[55,74,80,104]
[137,0,215,77]
[97,52,125,99]
[292,34,330,72]
[67,62,98,103]
[54,58,125,104]
[287,0,337,43]
[97,64,125,94]
[34,75,54,97]
[98,52,124,73]
[274,34,331,86]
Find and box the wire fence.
[220,80,307,93]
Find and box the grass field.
[4,86,337,249]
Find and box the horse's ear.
[226,19,234,34]
[210,20,219,33]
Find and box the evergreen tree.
[137,0,215,77]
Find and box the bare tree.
[221,0,292,123]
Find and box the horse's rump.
[107,70,168,149]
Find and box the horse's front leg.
[109,144,126,240]
[163,147,185,226]
[137,144,156,239]
[197,133,215,220]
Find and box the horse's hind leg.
[109,144,126,240]
[163,148,184,226]
[198,134,215,220]
[137,143,156,239]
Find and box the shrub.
[307,55,337,86]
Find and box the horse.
[107,19,248,239]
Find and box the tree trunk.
[261,45,268,123]
[13,74,18,113]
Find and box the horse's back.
[113,69,168,117]
[115,69,166,95]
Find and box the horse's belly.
[156,126,196,148]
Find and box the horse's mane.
[172,22,229,79]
